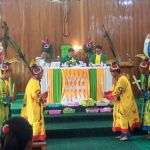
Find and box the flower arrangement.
[80,98,96,107]
[66,58,77,66]
[63,107,76,114]
[83,41,95,56]
[48,110,62,116]
[41,37,53,61]
[99,107,112,113]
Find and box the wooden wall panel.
[0,0,150,91]
[0,0,63,90]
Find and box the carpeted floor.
[47,136,150,150]
[12,93,148,150]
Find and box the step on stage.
[11,93,143,139]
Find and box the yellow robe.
[21,78,46,141]
[112,75,140,132]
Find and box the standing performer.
[141,60,150,138]
[105,62,140,141]
[21,64,47,142]
[0,62,15,128]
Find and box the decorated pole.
[102,25,121,63]
[0,21,32,73]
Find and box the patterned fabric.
[61,68,90,103]
[112,75,140,132]
[47,69,53,103]
[45,67,112,103]
[96,67,104,100]
[21,78,46,141]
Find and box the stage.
[11,92,145,139]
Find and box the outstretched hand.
[104,91,116,101]
[39,91,48,103]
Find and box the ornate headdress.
[1,63,9,71]
[31,65,43,75]
[110,62,120,72]
[139,61,148,69]
[84,40,95,54]
[41,37,53,54]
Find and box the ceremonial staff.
[0,21,32,73]
[102,25,121,63]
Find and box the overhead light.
[48,0,64,3]
[118,0,134,6]
[48,0,80,3]
[72,45,82,51]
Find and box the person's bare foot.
[119,136,128,141]
[115,135,123,139]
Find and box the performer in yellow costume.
[0,63,15,128]
[105,62,140,141]
[21,65,47,142]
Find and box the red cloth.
[104,91,116,101]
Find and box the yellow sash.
[95,54,101,64]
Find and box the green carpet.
[10,93,149,149]
[11,95,114,138]
[46,120,112,130]
[47,136,150,150]
[11,93,146,139]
